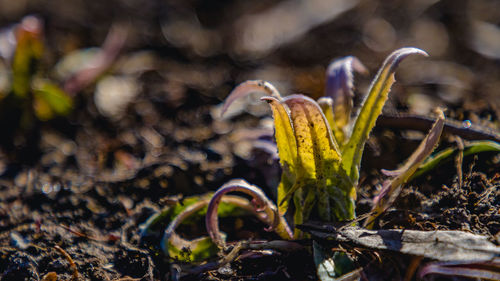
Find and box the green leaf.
[140,193,249,238]
[342,47,428,184]
[141,193,256,262]
[166,234,220,262]
[314,240,337,280]
[160,197,220,262]
[292,188,305,238]
[412,140,500,180]
[33,80,73,121]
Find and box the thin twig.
[60,224,102,241]
[474,185,498,206]
[54,245,79,280]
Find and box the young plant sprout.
[147,47,461,276]
[216,47,436,238]
[7,15,73,121]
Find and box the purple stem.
[161,195,255,255]
[206,179,293,248]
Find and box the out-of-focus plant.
[0,16,127,160]
[1,17,128,123]
[1,16,73,124]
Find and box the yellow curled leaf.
[261,96,297,173]
[343,47,428,183]
[261,96,297,215]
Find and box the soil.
[0,0,499,280]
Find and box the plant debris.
[300,223,500,262]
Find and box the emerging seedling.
[219,47,431,238]
[145,47,500,280]
[6,16,73,122]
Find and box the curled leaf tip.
[343,47,429,184]
[221,80,281,117]
[384,47,428,72]
[158,194,257,262]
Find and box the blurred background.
[0,0,498,180]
